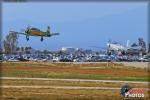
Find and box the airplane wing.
[10,31,27,35]
[17,32,27,35]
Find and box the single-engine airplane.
[10,26,59,41]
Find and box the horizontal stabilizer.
[52,33,59,35]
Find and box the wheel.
[41,37,44,41]
[26,36,29,41]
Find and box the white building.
[61,47,79,54]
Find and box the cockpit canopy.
[30,28,41,31]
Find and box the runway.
[1,77,149,84]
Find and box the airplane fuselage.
[107,43,128,51]
[28,30,50,37]
[30,31,43,36]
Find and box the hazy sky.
[2,2,148,51]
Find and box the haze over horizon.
[2,2,148,51]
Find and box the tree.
[58,50,65,56]
[28,47,32,50]
[138,38,146,52]
[42,50,48,54]
[4,32,19,54]
[148,43,150,53]
[21,47,24,54]
[16,47,20,52]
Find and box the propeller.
[25,25,31,33]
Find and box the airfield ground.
[0,62,149,100]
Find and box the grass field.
[1,88,125,100]
[0,62,149,100]
[1,62,149,81]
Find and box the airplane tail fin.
[126,40,130,47]
[47,26,59,37]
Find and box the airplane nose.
[26,29,29,33]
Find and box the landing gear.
[26,35,29,41]
[41,36,43,41]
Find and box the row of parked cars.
[0,54,48,62]
[0,54,150,62]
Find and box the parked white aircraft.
[107,41,128,51]
[107,40,141,52]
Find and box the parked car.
[138,55,150,62]
[7,58,20,62]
